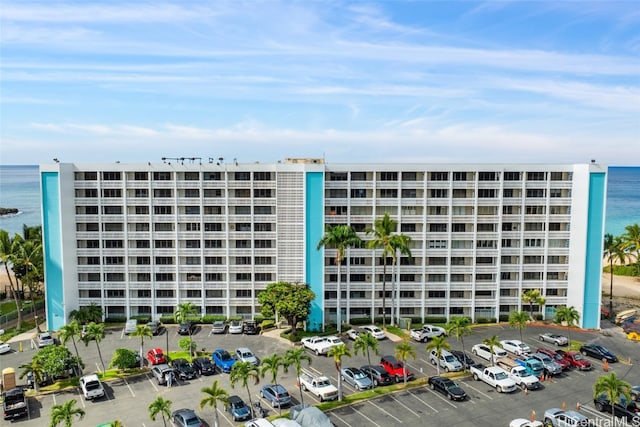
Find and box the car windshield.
[518,344,527,349]
[317,379,330,387]
[353,371,366,380]
[494,372,508,380]
[573,354,584,360]
[85,381,100,390]
[185,416,200,426]
[242,351,253,358]
[220,352,232,360]
[445,355,456,363]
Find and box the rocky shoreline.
[0,207,19,216]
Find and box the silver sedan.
[341,367,373,390]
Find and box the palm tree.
[260,354,286,414]
[353,332,379,385]
[394,340,416,386]
[445,316,472,370]
[82,322,106,372]
[328,343,351,401]
[130,324,153,368]
[482,335,502,366]
[13,238,42,303]
[603,233,627,320]
[593,372,632,424]
[522,289,544,320]
[58,321,83,374]
[509,311,529,343]
[389,233,412,326]
[426,335,451,375]
[19,359,45,392]
[621,223,640,265]
[317,224,363,332]
[50,399,85,427]
[284,347,312,405]
[230,361,260,417]
[200,380,229,427]
[554,306,580,347]
[84,303,104,323]
[175,302,198,358]
[0,230,24,329]
[148,396,172,427]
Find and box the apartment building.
[40,159,607,331]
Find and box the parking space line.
[368,400,402,424]
[408,390,439,413]
[307,366,324,376]
[462,381,494,400]
[354,405,383,426]
[147,375,159,392]
[424,387,457,408]
[330,411,352,427]
[79,395,86,408]
[122,377,135,397]
[389,393,421,417]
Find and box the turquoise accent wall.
[305,172,324,331]
[583,172,606,329]
[41,172,65,331]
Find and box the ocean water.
[0,165,638,237]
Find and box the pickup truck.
[298,373,339,402]
[543,408,594,427]
[507,366,541,390]
[301,336,342,356]
[79,374,105,400]
[469,364,517,393]
[2,388,28,420]
[515,357,544,378]
[410,325,446,342]
[380,355,414,382]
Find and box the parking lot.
[1,320,639,426]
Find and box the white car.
[428,349,463,372]
[538,333,568,346]
[235,347,259,366]
[38,332,55,348]
[345,329,361,341]
[500,339,531,356]
[229,320,243,334]
[0,341,11,354]
[510,419,543,427]
[361,325,386,340]
[471,343,507,363]
[79,374,105,400]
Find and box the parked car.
[538,333,568,346]
[212,349,236,373]
[509,420,543,427]
[471,343,507,363]
[428,376,467,401]
[380,355,414,382]
[147,348,167,365]
[360,365,393,387]
[579,343,618,362]
[235,347,259,365]
[124,319,137,335]
[172,408,204,427]
[79,374,105,400]
[211,321,227,334]
[38,332,55,348]
[192,357,216,375]
[260,384,292,408]
[429,349,463,372]
[227,395,251,421]
[178,321,196,335]
[243,321,259,335]
[340,367,373,390]
[530,352,563,376]
[543,408,594,427]
[345,329,361,341]
[593,394,640,424]
[555,350,592,370]
[535,348,571,370]
[632,385,640,401]
[500,340,531,356]
[361,325,386,340]
[171,358,198,380]
[0,341,11,354]
[151,364,174,385]
[147,321,162,335]
[229,320,243,334]
[451,350,476,368]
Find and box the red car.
[380,355,414,382]
[147,348,167,365]
[556,350,593,371]
[536,348,571,370]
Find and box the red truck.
[380,355,414,383]
[555,350,593,371]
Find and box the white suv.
[429,349,463,372]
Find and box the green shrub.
[424,317,447,324]
[476,317,497,324]
[131,315,151,323]
[261,319,275,330]
[201,315,227,324]
[534,314,543,321]
[499,314,509,322]
[160,316,177,324]
[105,316,127,324]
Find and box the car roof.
[81,374,100,381]
[237,346,252,352]
[229,395,243,403]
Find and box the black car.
[192,357,216,376]
[451,350,476,368]
[146,321,162,335]
[594,395,640,424]
[579,344,618,362]
[360,364,393,387]
[243,321,259,335]
[428,376,467,401]
[171,358,198,380]
[177,321,196,335]
[226,395,251,421]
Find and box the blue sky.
[1,1,638,165]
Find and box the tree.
[175,302,198,358]
[509,311,529,343]
[178,337,197,355]
[0,230,24,329]
[603,233,627,320]
[82,322,107,372]
[50,399,85,427]
[12,238,42,300]
[353,332,379,385]
[34,344,83,380]
[130,324,153,368]
[284,347,311,405]
[260,354,286,414]
[522,289,545,320]
[58,321,83,374]
[394,340,416,386]
[593,372,632,425]
[445,317,472,370]
[258,281,315,337]
[19,359,45,392]
[366,214,398,328]
[148,396,172,427]
[328,343,351,401]
[110,348,138,371]
[482,335,502,367]
[426,335,451,375]
[200,380,229,427]
[69,303,103,325]
[230,361,260,417]
[555,306,580,347]
[389,233,412,326]
[621,223,640,272]
[317,224,363,332]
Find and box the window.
[205,273,224,281]
[106,289,125,297]
[254,188,272,198]
[526,189,545,198]
[450,291,465,298]
[206,289,223,298]
[328,189,347,198]
[156,289,175,298]
[401,189,417,198]
[550,171,571,181]
[102,189,122,198]
[429,223,447,232]
[185,223,200,231]
[504,171,521,181]
[134,188,148,198]
[155,273,175,282]
[184,172,199,181]
[477,206,497,215]
[254,239,272,248]
[103,239,123,248]
[154,188,173,198]
[527,172,546,181]
[155,256,174,265]
[235,206,251,215]
[185,206,200,215]
[525,222,544,231]
[136,256,150,265]
[154,206,173,215]
[184,189,200,197]
[477,223,495,232]
[234,172,251,181]
[203,172,221,181]
[428,274,446,282]
[185,256,200,265]
[328,172,347,181]
[402,172,417,181]
[236,256,252,265]
[524,238,544,247]
[503,189,514,198]
[204,189,223,197]
[351,172,367,181]
[453,172,468,181]
[351,188,367,198]
[137,273,151,281]
[428,240,447,249]
[399,274,415,282]
[135,206,149,214]
[476,257,494,265]
[254,205,272,214]
[401,223,416,232]
[103,206,122,215]
[255,223,272,232]
[428,206,448,215]
[154,223,174,232]
[184,240,200,248]
[479,172,497,181]
[379,171,397,181]
[523,271,542,280]
[205,240,223,248]
[525,205,545,215]
[235,240,251,248]
[428,290,446,298]
[204,206,222,215]
[478,188,496,198]
[450,257,466,265]
[255,256,272,265]
[235,223,251,231]
[104,256,124,265]
[236,272,251,281]
[452,223,467,232]
[429,171,448,181]
[428,257,447,265]
[234,189,251,198]
[136,240,150,248]
[430,189,448,198]
[102,171,121,180]
[254,171,272,181]
[205,256,223,265]
[154,240,174,248]
[134,172,148,180]
[204,223,222,232]
[524,256,543,264]
[379,188,397,198]
[153,172,172,180]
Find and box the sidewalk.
[260,326,404,344]
[6,322,46,344]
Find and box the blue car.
[226,395,251,421]
[212,349,236,373]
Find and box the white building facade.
[40,159,607,331]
